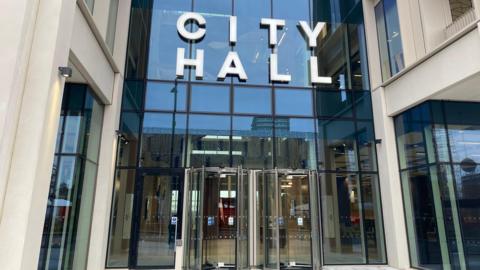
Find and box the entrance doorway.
[182,168,320,269]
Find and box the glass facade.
[395,101,480,270]
[375,0,404,80]
[107,0,386,268]
[38,84,104,270]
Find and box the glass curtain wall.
[38,84,104,270]
[106,0,386,267]
[395,101,480,270]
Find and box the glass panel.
[375,1,390,81]
[234,0,270,85]
[453,165,480,269]
[355,91,373,120]
[38,156,82,270]
[232,116,273,169]
[140,113,187,168]
[275,118,316,169]
[185,169,203,268]
[272,0,311,87]
[237,170,249,269]
[106,0,119,52]
[278,173,312,267]
[316,90,353,118]
[234,87,272,115]
[122,80,144,111]
[117,112,141,167]
[61,112,86,154]
[357,121,378,172]
[312,1,370,90]
[264,172,278,268]
[384,0,404,76]
[190,85,230,113]
[394,103,433,169]
[317,120,358,171]
[321,173,366,264]
[125,0,151,79]
[85,96,104,162]
[137,174,181,267]
[360,174,386,263]
[401,167,444,269]
[275,89,313,116]
[145,82,187,111]
[254,171,266,268]
[187,114,231,167]
[106,169,136,267]
[192,0,231,83]
[375,0,404,79]
[148,0,191,80]
[85,0,94,13]
[202,171,237,267]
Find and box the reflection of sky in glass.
[191,85,230,112]
[188,114,230,135]
[145,83,187,111]
[275,89,313,116]
[234,87,271,114]
[448,126,480,163]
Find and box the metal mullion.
[274,168,280,269]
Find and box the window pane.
[317,120,358,171]
[401,167,444,268]
[117,112,141,167]
[190,85,230,113]
[187,114,231,167]
[275,89,313,116]
[122,81,144,111]
[141,113,187,168]
[106,169,136,267]
[148,0,191,80]
[355,91,373,120]
[394,103,434,169]
[232,116,273,168]
[273,0,311,87]
[357,121,378,172]
[145,82,187,111]
[234,0,270,85]
[275,118,316,169]
[137,174,181,267]
[316,90,353,118]
[106,0,119,52]
[125,0,151,79]
[234,87,272,115]
[360,174,386,263]
[321,173,365,264]
[384,0,404,75]
[192,0,231,83]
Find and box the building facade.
[0,0,480,270]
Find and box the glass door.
[183,167,248,269]
[133,169,183,268]
[255,169,318,269]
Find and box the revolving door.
[183,168,320,269]
[183,168,249,269]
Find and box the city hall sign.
[175,12,332,84]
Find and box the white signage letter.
[310,56,332,84]
[298,21,325,47]
[177,12,206,41]
[260,18,285,46]
[218,52,248,80]
[270,53,291,82]
[176,48,204,79]
[230,16,237,44]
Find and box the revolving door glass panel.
[255,170,316,269]
[184,168,248,269]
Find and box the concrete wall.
[0,0,131,269]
